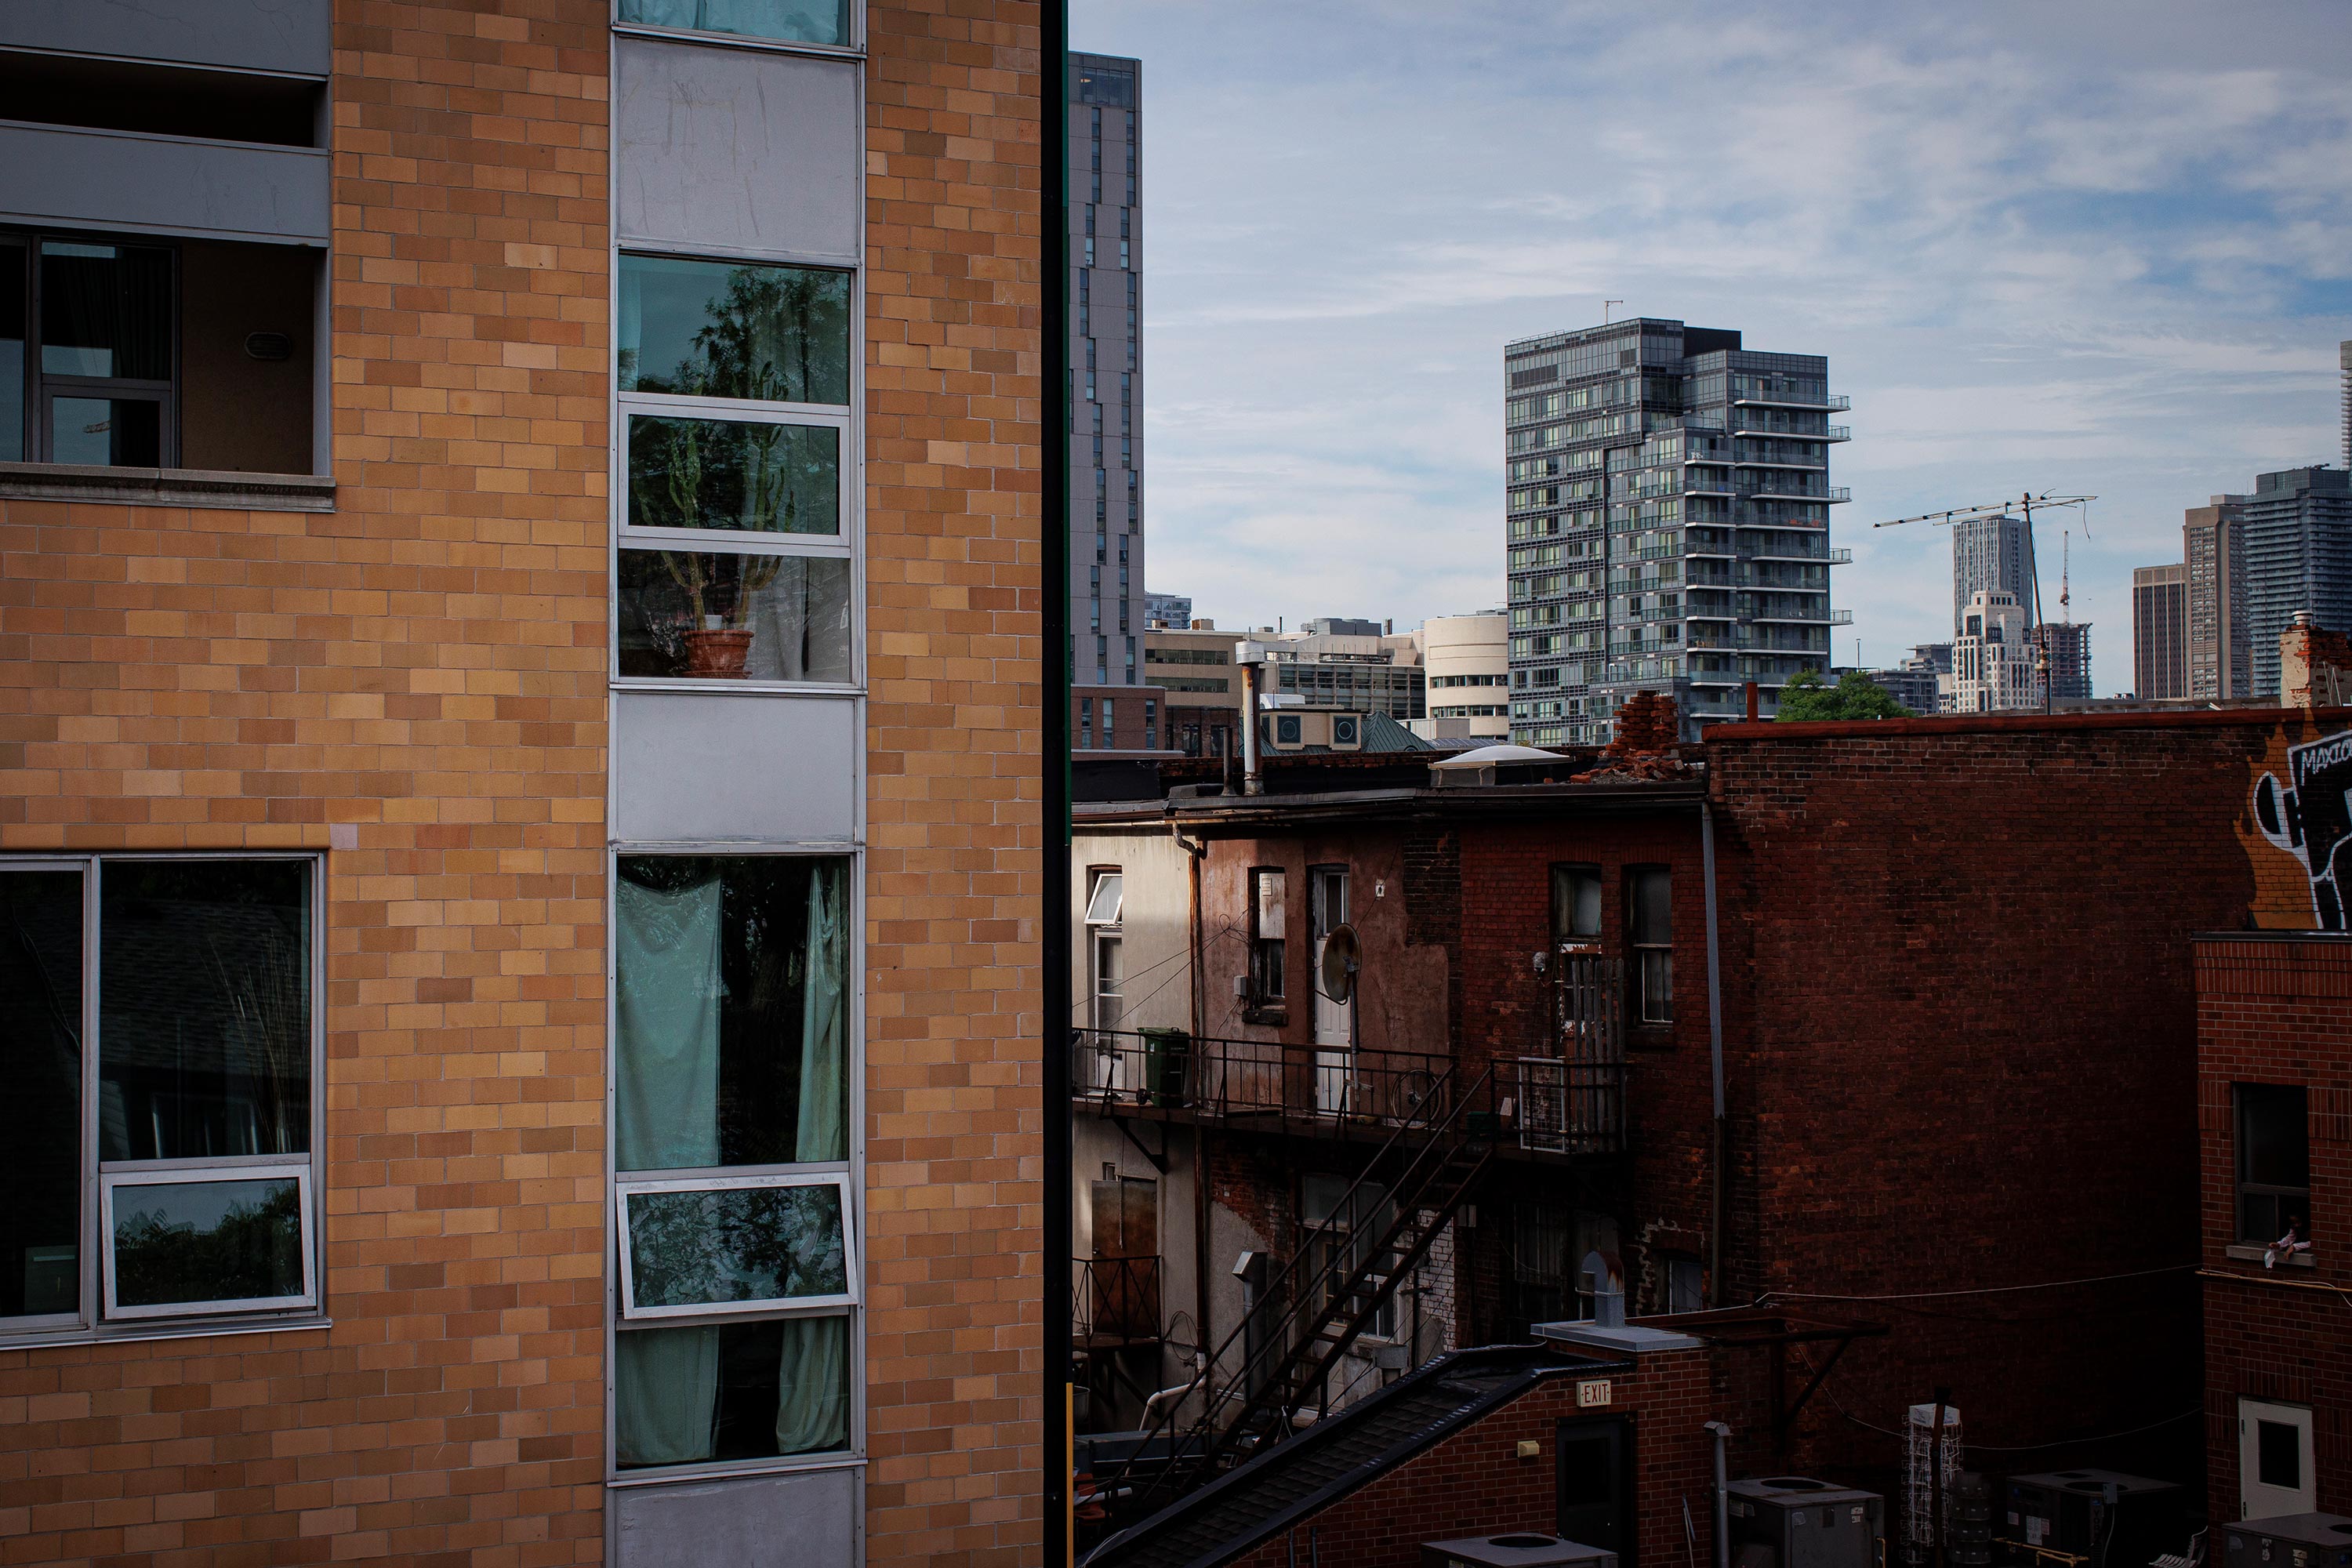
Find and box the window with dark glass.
[1248,868,1287,1011]
[616,254,855,684]
[1301,1174,1396,1340]
[612,855,856,1470]
[2,856,319,1333]
[616,0,855,49]
[1551,864,1602,944]
[1627,867,1672,1025]
[2236,1083,2311,1247]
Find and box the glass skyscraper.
[1502,318,1849,744]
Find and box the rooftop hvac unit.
[1727,1476,1886,1568]
[1421,1534,1617,1568]
[2221,1514,2352,1568]
[2002,1471,2185,1568]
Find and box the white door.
[2240,1397,2315,1520]
[1312,868,1352,1112]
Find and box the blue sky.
[1079,0,2352,683]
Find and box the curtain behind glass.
[615,876,722,1171]
[742,557,853,683]
[775,860,850,1453]
[615,875,724,1464]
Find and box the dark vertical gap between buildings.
[1042,0,1075,1560]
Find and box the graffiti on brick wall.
[2254,728,2352,929]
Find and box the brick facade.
[2197,935,2352,1523]
[0,4,612,1563]
[0,1,1046,1563]
[861,2,1046,1561]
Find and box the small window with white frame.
[615,252,857,688]
[612,853,858,1471]
[1,855,322,1337]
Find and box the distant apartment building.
[2038,620,2093,702]
[1265,625,1425,720]
[1943,590,2042,713]
[1412,612,1509,741]
[2236,466,2352,697]
[1069,53,1157,739]
[2186,499,2252,701]
[1144,622,1242,758]
[1501,318,1849,745]
[1146,590,1192,628]
[1953,512,2038,631]
[0,4,1043,1565]
[2134,563,2190,699]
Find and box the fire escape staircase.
[1101,1063,1498,1523]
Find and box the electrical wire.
[1755,1261,2190,1305]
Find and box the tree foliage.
[1773,668,1914,721]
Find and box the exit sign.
[1577,1379,1612,1408]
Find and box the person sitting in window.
[2266,1214,2313,1269]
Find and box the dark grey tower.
[1067,54,1152,750]
[1501,318,1849,742]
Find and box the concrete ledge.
[0,463,335,512]
[2224,1244,2317,1267]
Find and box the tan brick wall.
[861,0,1047,1562]
[0,1,612,1562]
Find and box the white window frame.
[0,852,327,1345]
[100,1163,318,1321]
[615,1170,860,1322]
[1084,869,1123,927]
[612,249,862,695]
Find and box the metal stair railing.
[1089,1062,1495,1538]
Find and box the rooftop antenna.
[1604,299,1624,323]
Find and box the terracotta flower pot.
[683,626,754,678]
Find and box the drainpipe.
[1173,820,1211,1374]
[1705,1421,1733,1568]
[1700,801,1726,1307]
[1238,642,1265,796]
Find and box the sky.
[1077,0,2352,683]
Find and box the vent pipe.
[1238,641,1266,796]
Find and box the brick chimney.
[2280,611,2352,710]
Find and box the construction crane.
[1872,491,2096,713]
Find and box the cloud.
[1082,0,2352,675]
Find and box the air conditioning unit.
[1421,1534,1616,1568]
[2004,1471,2184,1568]
[1726,1477,1883,1568]
[2222,1514,2352,1568]
[1331,713,1363,750]
[1272,713,1304,749]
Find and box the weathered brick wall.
[860,1,1046,1560]
[0,2,612,1563]
[1705,713,2342,1486]
[1225,1350,1716,1568]
[2197,936,2352,1521]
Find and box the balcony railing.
[1075,1254,1163,1346]
[1069,1025,1624,1156]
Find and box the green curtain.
[777,862,850,1452]
[615,877,723,1465]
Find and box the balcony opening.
[0,49,323,148]
[2,230,318,475]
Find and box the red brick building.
[2197,932,2352,1523]
[1072,706,2352,1533]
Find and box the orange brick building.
[0,2,1044,1564]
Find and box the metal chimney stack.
[1237,641,1267,796]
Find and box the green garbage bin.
[1138,1026,1192,1107]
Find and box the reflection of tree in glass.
[630,1189,847,1308]
[114,1182,300,1306]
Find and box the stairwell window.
[1,856,322,1339]
[2236,1083,2311,1252]
[1248,869,1287,1021]
[1627,866,1672,1026]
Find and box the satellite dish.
[1319,924,1360,1004]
